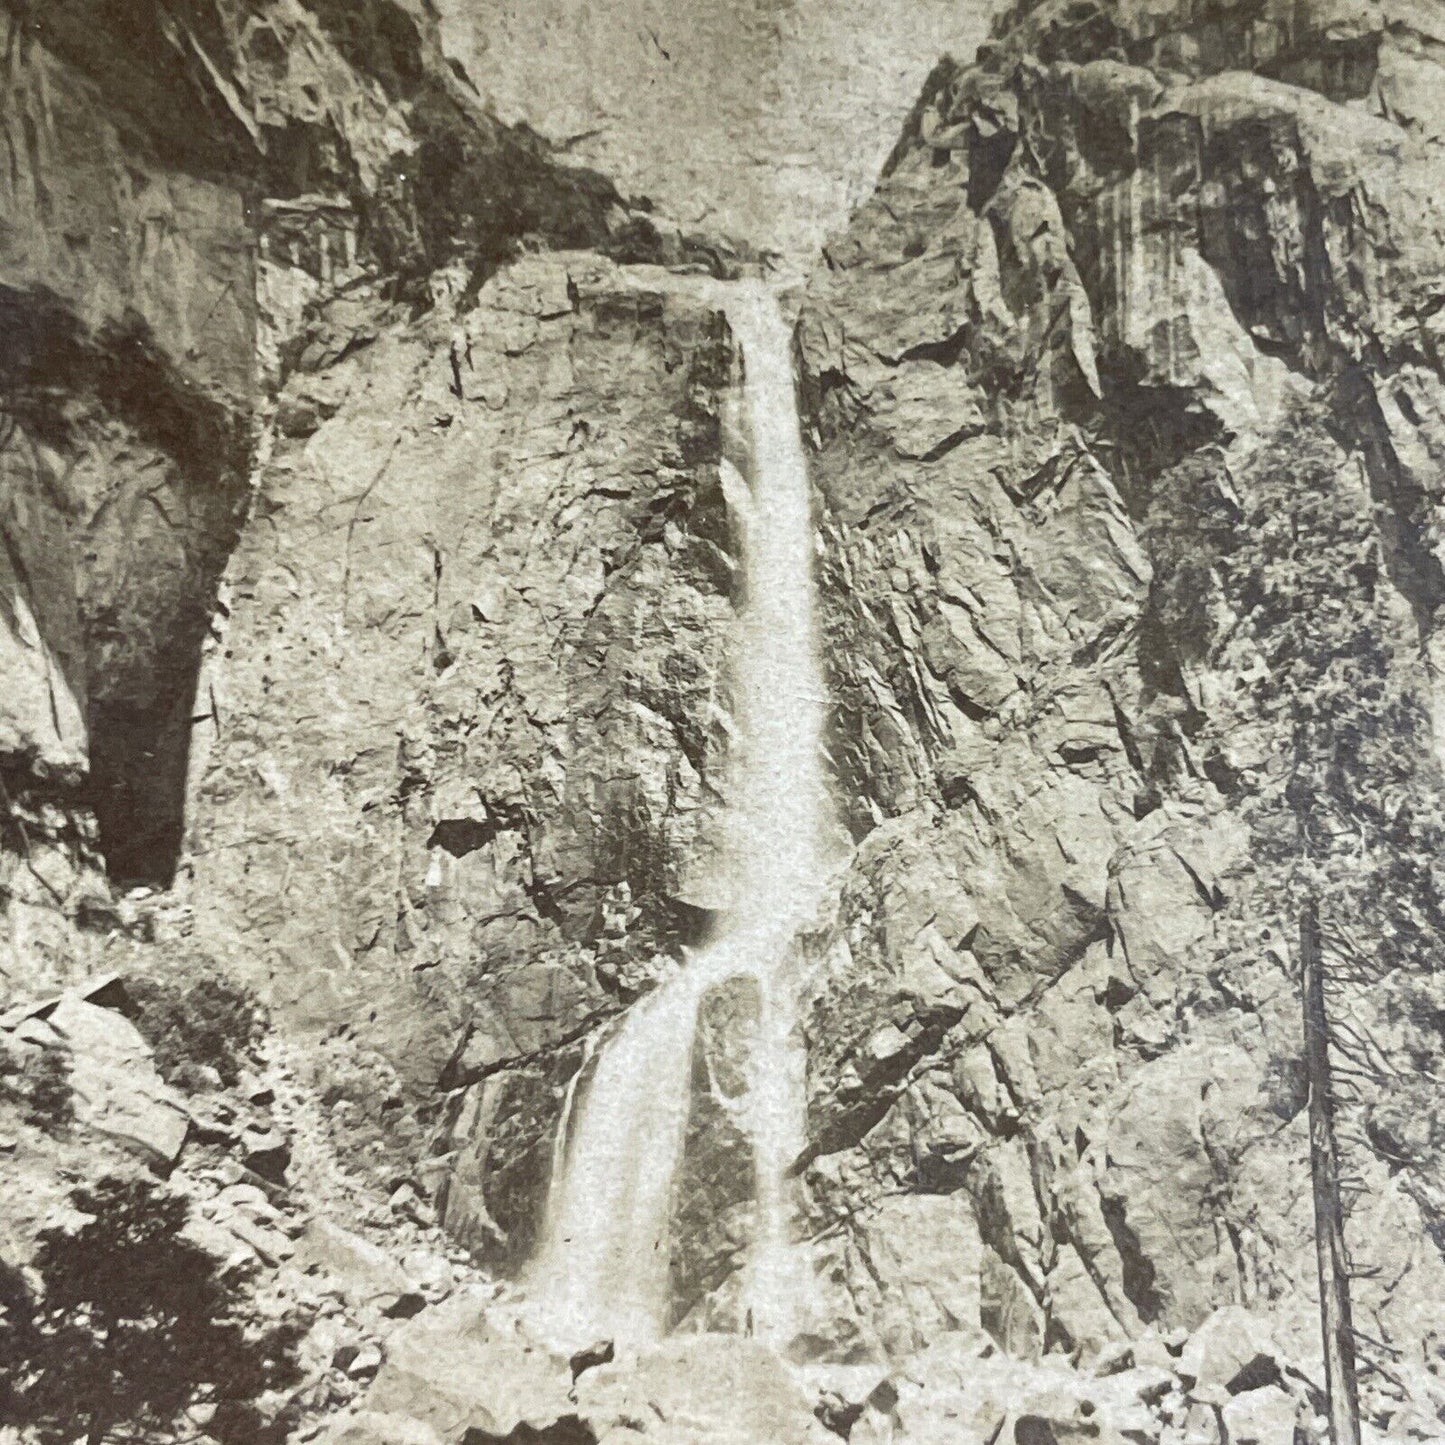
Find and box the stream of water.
[526,281,827,1349]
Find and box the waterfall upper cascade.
[526,281,829,1349]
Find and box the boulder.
[575,1336,836,1445]
[321,1413,446,1445]
[46,994,188,1165]
[855,1348,1142,1445]
[1176,1308,1284,1396]
[365,1301,573,1443]
[224,1212,295,1266]
[1221,1387,1298,1445]
[295,1218,421,1316]
[241,1126,292,1183]
[1045,1243,1131,1366]
[351,1344,385,1377]
[179,1212,258,1276]
[1176,1401,1224,1445]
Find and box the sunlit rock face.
[0,0,749,999]
[0,0,751,1310]
[434,0,993,266]
[185,257,739,1245]
[0,0,655,1002]
[792,0,1445,1394]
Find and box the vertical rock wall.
[435,0,993,266]
[0,2,758,1306]
[182,257,740,1265]
[0,0,716,1001]
[1,18,260,984]
[793,0,1445,1404]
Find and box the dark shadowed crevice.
[1032,5,1131,66]
[1093,382,1227,522]
[0,285,251,888]
[1259,28,1380,102]
[894,324,971,369]
[1191,110,1336,377]
[427,817,501,858]
[967,123,1017,213]
[798,1003,968,1172]
[462,1419,599,1445]
[299,0,427,100]
[665,896,717,950]
[88,700,196,889]
[1330,366,1445,637]
[1099,1191,1163,1324]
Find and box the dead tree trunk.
[1301,898,1362,1445]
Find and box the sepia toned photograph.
[3,2,1445,1442]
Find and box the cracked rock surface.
[791,0,1445,1424]
[8,0,1445,1441]
[186,255,739,1265]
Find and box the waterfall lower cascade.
[526,281,828,1349]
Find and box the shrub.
[22,1048,73,1129]
[2,1172,301,1444]
[0,1039,73,1131]
[123,970,266,1089]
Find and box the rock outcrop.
[185,254,739,1262]
[0,0,731,1003]
[792,0,1445,1429]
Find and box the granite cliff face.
[188,256,739,1268]
[791,0,1445,1425]
[0,0,711,998]
[1,3,749,1437]
[7,1,1445,1442]
[433,0,992,266]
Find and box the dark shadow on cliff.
[0,284,250,886]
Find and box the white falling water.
[527,281,828,1349]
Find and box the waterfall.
[526,281,828,1349]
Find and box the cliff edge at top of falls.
[430,0,994,268]
[787,0,1445,1434]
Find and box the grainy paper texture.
[3,3,1445,1442]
